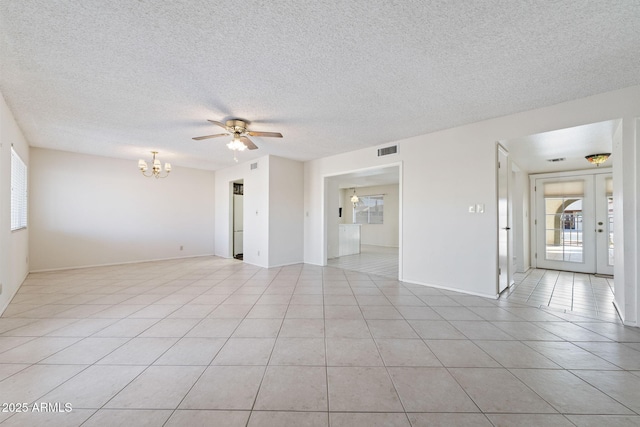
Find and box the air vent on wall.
[547,157,566,163]
[378,145,398,157]
[250,162,258,170]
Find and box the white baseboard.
[401,277,498,300]
[28,253,216,273]
[0,272,28,316]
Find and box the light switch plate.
[477,204,485,214]
[468,205,476,213]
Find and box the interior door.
[595,174,614,275]
[533,173,601,273]
[497,146,510,293]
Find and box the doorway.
[323,165,402,280]
[531,170,612,275]
[232,180,244,260]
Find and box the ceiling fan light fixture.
[585,153,611,167]
[193,119,282,154]
[227,135,247,152]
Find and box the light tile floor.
[503,269,618,321]
[0,256,639,426]
[328,245,398,279]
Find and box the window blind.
[10,147,27,231]
[354,195,384,225]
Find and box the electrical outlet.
[257,250,260,256]
[180,245,183,251]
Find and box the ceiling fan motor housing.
[226,119,248,134]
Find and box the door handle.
[597,229,603,233]
[503,227,511,230]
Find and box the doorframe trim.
[320,161,403,281]
[496,143,512,294]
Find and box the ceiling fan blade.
[192,133,228,140]
[207,120,229,130]
[239,136,258,150]
[247,131,283,138]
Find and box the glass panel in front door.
[543,181,584,264]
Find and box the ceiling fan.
[192,119,283,151]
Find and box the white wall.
[0,93,30,314]
[305,86,640,304]
[214,155,304,268]
[268,156,304,267]
[29,148,215,271]
[342,184,399,247]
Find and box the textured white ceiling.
[334,166,400,190]
[504,120,618,174]
[1,1,639,170]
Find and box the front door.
[533,171,612,274]
[595,174,614,275]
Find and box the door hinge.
[498,267,502,275]
[534,186,537,192]
[535,219,537,225]
[535,253,537,259]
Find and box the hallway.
[503,269,617,322]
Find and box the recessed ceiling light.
[547,157,566,162]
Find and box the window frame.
[10,146,28,232]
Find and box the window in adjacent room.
[354,195,384,224]
[10,147,27,231]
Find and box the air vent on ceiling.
[250,162,258,170]
[378,145,398,157]
[547,157,566,163]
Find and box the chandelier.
[585,153,611,167]
[138,151,171,178]
[351,188,360,207]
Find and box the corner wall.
[0,93,30,314]
[268,156,304,267]
[29,148,215,271]
[304,85,640,304]
[214,155,304,268]
[214,156,269,267]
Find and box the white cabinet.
[338,224,361,256]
